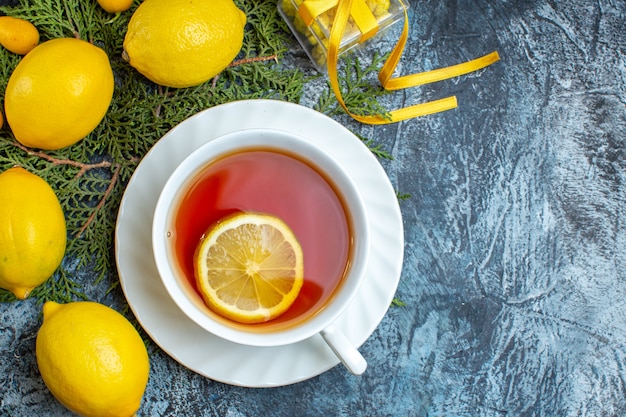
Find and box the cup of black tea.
[152,128,371,375]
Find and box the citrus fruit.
[4,37,114,150]
[0,16,39,55]
[0,167,66,299]
[36,301,150,417]
[195,212,304,324]
[97,0,133,13]
[122,0,246,88]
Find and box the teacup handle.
[320,324,367,375]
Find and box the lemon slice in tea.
[194,212,304,324]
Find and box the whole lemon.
[0,167,66,299]
[123,0,246,88]
[36,301,150,417]
[97,0,133,13]
[0,16,39,55]
[4,38,114,150]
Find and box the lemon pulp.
[194,212,304,324]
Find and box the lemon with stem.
[0,167,66,299]
[122,0,246,88]
[4,38,114,150]
[0,16,39,55]
[36,301,150,417]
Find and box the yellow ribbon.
[298,0,501,125]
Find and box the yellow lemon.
[0,16,39,55]
[36,301,150,417]
[195,212,304,324]
[4,38,114,150]
[97,0,133,13]
[0,167,66,299]
[122,0,246,88]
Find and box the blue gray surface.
[2,0,626,416]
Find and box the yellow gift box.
[278,0,408,73]
[279,0,500,125]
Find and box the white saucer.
[115,99,404,387]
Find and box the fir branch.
[314,52,392,118]
[12,141,116,178]
[230,54,278,67]
[75,163,120,238]
[357,135,394,160]
[397,191,411,201]
[0,289,17,303]
[237,0,290,58]
[30,267,89,303]
[391,298,406,307]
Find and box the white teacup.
[152,128,370,375]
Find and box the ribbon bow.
[298,0,501,125]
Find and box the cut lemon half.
[194,212,304,324]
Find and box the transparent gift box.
[278,0,409,72]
